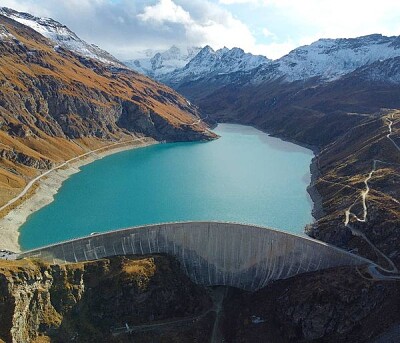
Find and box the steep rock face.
[0,14,215,207]
[0,255,212,343]
[223,266,400,342]
[357,56,400,84]
[0,7,125,68]
[1,258,399,342]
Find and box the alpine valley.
[0,6,400,343]
[130,34,400,269]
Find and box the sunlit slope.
[0,15,214,207]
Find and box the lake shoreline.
[241,125,324,227]
[0,138,157,253]
[4,123,316,253]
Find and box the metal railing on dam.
[17,222,374,291]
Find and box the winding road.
[344,112,400,274]
[0,108,210,216]
[0,137,147,214]
[0,103,211,216]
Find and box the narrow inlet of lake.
[19,124,314,249]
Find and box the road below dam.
[18,222,374,291]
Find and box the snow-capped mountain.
[0,7,125,68]
[146,34,400,89]
[124,46,201,78]
[254,34,400,83]
[357,56,400,84]
[158,46,270,86]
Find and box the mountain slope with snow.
[358,56,400,84]
[253,34,400,83]
[140,34,400,88]
[158,46,270,86]
[0,7,126,68]
[125,46,201,78]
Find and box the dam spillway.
[17,222,372,291]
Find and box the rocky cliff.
[1,257,398,343]
[0,14,215,208]
[223,266,400,342]
[0,255,212,343]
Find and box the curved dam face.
[18,222,372,291]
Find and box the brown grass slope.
[0,15,215,207]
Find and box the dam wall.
[18,222,373,291]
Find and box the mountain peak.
[0,7,125,68]
[200,45,215,54]
[265,33,400,82]
[125,45,202,78]
[156,46,270,86]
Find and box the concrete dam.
[17,222,374,291]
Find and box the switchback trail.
[344,112,399,274]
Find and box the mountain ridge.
[128,34,400,92]
[0,7,127,69]
[0,13,214,209]
[125,45,202,78]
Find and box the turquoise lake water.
[19,124,314,250]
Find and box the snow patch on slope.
[0,24,15,41]
[360,57,400,84]
[262,34,400,82]
[159,45,270,85]
[0,7,126,68]
[125,46,202,78]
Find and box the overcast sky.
[2,0,400,59]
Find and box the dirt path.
[210,287,227,343]
[0,137,146,214]
[0,109,210,215]
[344,112,399,274]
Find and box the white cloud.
[253,41,296,59]
[218,0,400,58]
[0,0,50,16]
[1,0,400,60]
[137,0,259,56]
[219,0,258,3]
[138,0,191,25]
[262,28,275,39]
[260,0,400,39]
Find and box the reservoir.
[19,124,314,250]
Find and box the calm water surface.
[19,124,314,249]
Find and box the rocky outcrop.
[223,266,400,342]
[0,149,53,169]
[0,255,212,343]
